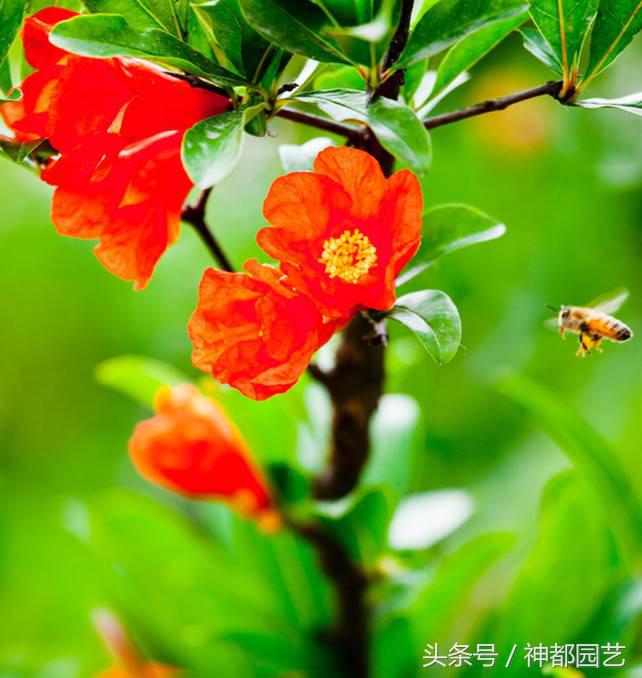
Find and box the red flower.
[189,260,335,401]
[129,384,279,528]
[258,146,424,319]
[0,9,229,288]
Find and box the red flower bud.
[0,9,229,289]
[189,260,337,400]
[258,146,424,319]
[129,384,279,529]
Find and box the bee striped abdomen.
[590,313,633,342]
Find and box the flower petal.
[314,146,387,219]
[22,8,76,69]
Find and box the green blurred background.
[1,33,642,678]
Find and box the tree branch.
[181,188,234,273]
[287,518,369,678]
[423,80,564,130]
[276,107,364,141]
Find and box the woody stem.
[307,3,415,678]
[181,188,235,273]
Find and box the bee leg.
[592,334,603,353]
[559,326,566,340]
[576,333,590,357]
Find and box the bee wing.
[587,287,629,314]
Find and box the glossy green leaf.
[367,96,432,174]
[50,14,247,86]
[583,0,642,84]
[192,0,269,78]
[529,0,599,79]
[182,104,263,189]
[0,138,41,166]
[398,204,506,286]
[576,91,642,115]
[397,0,528,68]
[82,0,180,34]
[388,290,462,365]
[432,10,528,96]
[491,472,619,652]
[388,489,474,550]
[278,137,336,172]
[0,0,25,66]
[497,371,642,554]
[292,87,368,121]
[238,0,353,65]
[520,26,563,73]
[313,64,365,90]
[95,354,189,408]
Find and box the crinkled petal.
[314,146,387,219]
[22,8,76,69]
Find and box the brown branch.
[181,188,234,272]
[287,518,369,678]
[276,107,364,141]
[423,80,564,130]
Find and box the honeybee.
[547,288,634,357]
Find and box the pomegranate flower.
[258,146,424,319]
[0,9,229,288]
[129,384,279,529]
[189,260,336,401]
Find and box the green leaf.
[388,290,462,365]
[313,64,365,90]
[496,371,642,557]
[238,0,354,65]
[95,354,189,408]
[397,0,528,68]
[432,10,528,96]
[0,137,41,166]
[182,104,263,189]
[50,14,247,87]
[407,532,515,642]
[575,91,642,116]
[529,0,599,81]
[520,26,563,73]
[291,87,368,122]
[0,0,25,66]
[491,472,620,651]
[278,137,336,172]
[0,88,21,102]
[82,0,180,34]
[583,0,642,85]
[398,204,506,286]
[362,394,422,500]
[388,489,474,550]
[192,0,269,78]
[367,96,432,175]
[315,487,395,568]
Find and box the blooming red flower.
[258,146,424,319]
[129,384,278,527]
[189,260,335,401]
[0,9,229,288]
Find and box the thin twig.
[182,188,234,272]
[423,80,564,130]
[276,107,364,141]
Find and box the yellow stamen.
[318,228,377,284]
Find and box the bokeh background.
[1,31,642,678]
